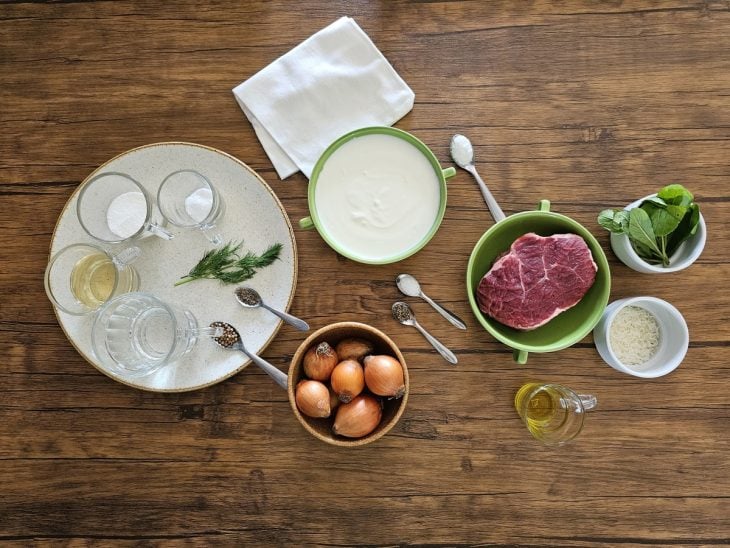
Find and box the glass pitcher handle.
[147,222,175,240]
[111,246,141,269]
[579,394,598,411]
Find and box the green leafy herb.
[175,241,283,286]
[597,184,700,267]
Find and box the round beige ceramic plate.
[50,142,297,392]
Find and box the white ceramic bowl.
[593,296,689,378]
[610,193,706,274]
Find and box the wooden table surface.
[2,1,729,545]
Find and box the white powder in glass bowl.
[106,191,147,239]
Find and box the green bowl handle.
[538,199,550,212]
[299,217,315,230]
[442,166,456,180]
[513,349,529,364]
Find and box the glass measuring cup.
[77,172,174,243]
[157,170,224,244]
[91,292,221,378]
[514,382,597,446]
[44,243,140,315]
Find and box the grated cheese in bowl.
[608,305,661,368]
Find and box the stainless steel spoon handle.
[466,164,506,222]
[261,303,310,331]
[238,343,289,390]
[412,321,458,364]
[420,292,466,330]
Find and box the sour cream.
[314,134,442,262]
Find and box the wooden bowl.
[288,322,409,447]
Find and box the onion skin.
[295,380,331,418]
[332,394,382,438]
[335,338,375,363]
[303,342,338,381]
[363,355,405,399]
[328,384,341,411]
[330,359,365,403]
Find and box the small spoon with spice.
[396,273,466,330]
[210,321,288,389]
[235,287,309,331]
[450,133,506,222]
[392,301,458,364]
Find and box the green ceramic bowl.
[300,127,456,265]
[466,200,611,363]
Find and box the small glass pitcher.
[77,172,173,243]
[514,382,597,446]
[91,292,221,378]
[157,169,224,244]
[44,243,140,315]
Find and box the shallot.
[332,394,382,438]
[363,355,405,399]
[330,359,365,403]
[295,380,331,418]
[303,341,338,381]
[335,338,374,363]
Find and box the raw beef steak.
[476,233,597,330]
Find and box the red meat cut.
[476,233,597,330]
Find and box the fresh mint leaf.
[628,208,663,257]
[642,202,686,237]
[658,184,693,207]
[631,239,662,263]
[665,203,700,256]
[642,196,668,208]
[597,209,625,233]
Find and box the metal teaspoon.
[210,321,289,389]
[392,302,458,364]
[235,286,309,331]
[450,133,506,222]
[396,273,466,330]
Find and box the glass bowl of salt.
[77,171,173,243]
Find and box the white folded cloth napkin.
[232,16,415,179]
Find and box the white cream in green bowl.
[300,127,456,264]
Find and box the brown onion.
[332,394,382,438]
[328,384,341,412]
[295,380,331,418]
[335,337,374,363]
[363,355,405,399]
[303,341,338,380]
[330,359,365,403]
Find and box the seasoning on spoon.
[210,321,239,348]
[392,301,413,324]
[234,286,260,307]
[391,301,457,364]
[234,285,310,331]
[395,273,467,330]
[449,134,474,167]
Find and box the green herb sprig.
[598,184,700,266]
[175,241,283,286]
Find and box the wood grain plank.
[1,0,729,544]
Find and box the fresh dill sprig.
[174,241,283,286]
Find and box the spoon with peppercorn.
[210,321,288,389]
[392,302,458,364]
[235,286,309,331]
[396,273,466,330]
